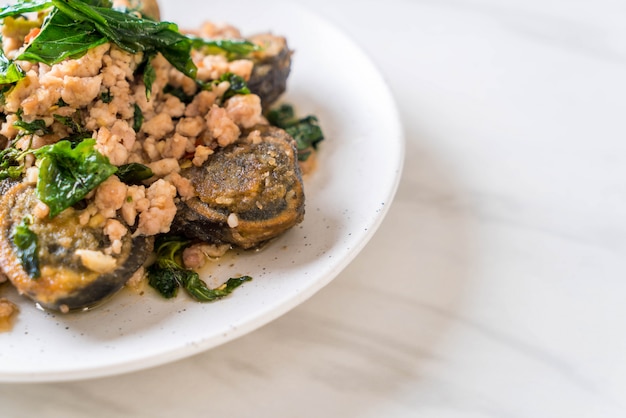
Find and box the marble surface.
[2,0,625,416]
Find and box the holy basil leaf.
[147,263,180,299]
[53,114,79,131]
[0,0,52,19]
[181,274,252,302]
[140,55,156,100]
[214,72,250,101]
[14,0,259,85]
[267,104,325,161]
[147,235,251,302]
[133,103,143,131]
[0,145,28,180]
[0,45,24,84]
[149,264,251,302]
[49,0,197,78]
[14,118,48,134]
[14,109,51,135]
[187,36,260,60]
[53,114,92,144]
[115,162,153,185]
[0,126,35,180]
[147,235,188,298]
[12,216,40,279]
[266,103,294,126]
[85,0,113,8]
[18,8,108,65]
[284,116,324,161]
[162,84,194,104]
[18,1,178,71]
[100,90,113,103]
[152,235,189,270]
[34,139,117,218]
[0,84,12,105]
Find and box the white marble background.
[2,0,626,416]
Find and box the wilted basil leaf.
[115,163,153,185]
[181,274,252,302]
[147,235,251,302]
[0,146,28,180]
[187,36,260,60]
[0,46,24,85]
[147,263,180,299]
[142,58,156,100]
[34,139,117,217]
[53,114,92,145]
[12,216,40,279]
[163,84,194,104]
[267,104,324,161]
[13,108,51,137]
[0,0,52,19]
[133,103,143,131]
[18,8,108,64]
[100,90,113,103]
[212,72,250,101]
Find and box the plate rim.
[0,1,405,383]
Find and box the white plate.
[0,0,404,382]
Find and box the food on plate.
[0,0,324,316]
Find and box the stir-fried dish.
[0,0,324,325]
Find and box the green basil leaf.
[0,145,28,180]
[115,162,153,185]
[267,104,325,161]
[14,109,51,135]
[187,36,260,60]
[100,90,113,103]
[152,235,189,269]
[14,118,49,135]
[0,0,52,19]
[53,114,78,130]
[0,84,13,105]
[10,1,259,89]
[266,103,295,126]
[147,234,250,302]
[215,72,250,101]
[15,1,246,83]
[162,84,194,104]
[284,116,324,161]
[133,103,143,131]
[141,57,156,100]
[0,45,24,84]
[147,263,180,298]
[18,8,108,65]
[53,114,92,145]
[12,216,40,279]
[34,139,117,217]
[181,274,252,302]
[85,0,113,8]
[49,0,197,78]
[147,235,188,297]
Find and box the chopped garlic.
[227,212,239,228]
[76,249,117,274]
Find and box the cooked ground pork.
[0,4,312,314]
[0,298,18,332]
